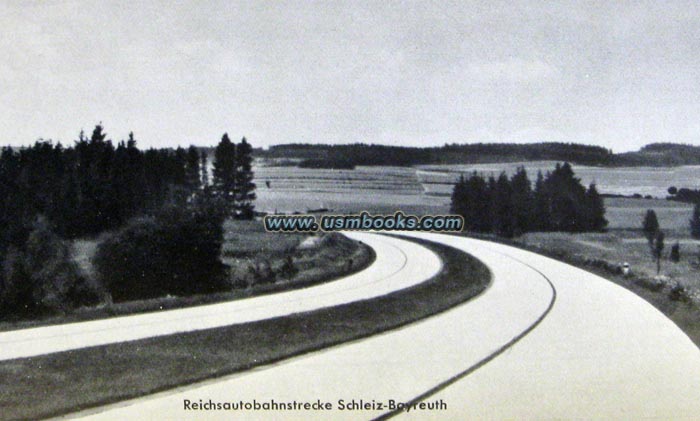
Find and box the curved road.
[61,232,700,420]
[0,233,441,361]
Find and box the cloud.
[467,58,561,82]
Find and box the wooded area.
[450,163,607,237]
[0,126,256,317]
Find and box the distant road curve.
[0,232,441,361]
[68,232,700,420]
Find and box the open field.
[416,162,700,198]
[0,237,489,420]
[603,197,694,229]
[251,164,699,222]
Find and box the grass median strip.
[0,235,490,420]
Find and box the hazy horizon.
[2,1,700,152]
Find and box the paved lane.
[65,233,556,420]
[399,233,700,420]
[0,232,441,361]
[66,232,700,420]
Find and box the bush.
[277,254,298,280]
[669,283,691,302]
[671,242,680,262]
[634,276,665,292]
[0,217,99,317]
[94,201,228,302]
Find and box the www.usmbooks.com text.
[263,212,464,232]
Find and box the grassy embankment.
[0,220,373,332]
[504,196,700,347]
[0,236,490,420]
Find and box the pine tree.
[469,173,492,232]
[124,133,146,217]
[492,172,515,237]
[200,150,209,188]
[172,147,188,187]
[74,124,118,234]
[234,137,256,219]
[212,133,237,217]
[486,175,498,233]
[690,202,700,239]
[449,174,468,221]
[450,172,495,233]
[643,209,659,245]
[545,162,587,232]
[671,241,680,263]
[185,145,201,196]
[55,166,81,238]
[585,183,607,231]
[510,166,533,235]
[533,171,551,231]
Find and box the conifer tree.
[451,173,489,232]
[469,173,492,232]
[212,133,237,217]
[492,172,515,237]
[234,137,256,219]
[671,241,680,263]
[200,150,209,188]
[643,209,659,245]
[510,166,534,234]
[585,183,607,231]
[450,174,468,221]
[545,162,587,232]
[533,170,551,231]
[185,145,202,195]
[173,147,188,187]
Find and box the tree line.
[262,141,700,168]
[450,162,607,237]
[0,125,208,244]
[0,126,256,317]
[260,142,615,168]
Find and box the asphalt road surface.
[60,231,700,420]
[37,231,700,420]
[0,233,441,361]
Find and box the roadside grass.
[0,226,373,333]
[520,230,700,281]
[518,196,700,297]
[221,219,302,257]
[0,236,490,420]
[462,229,700,348]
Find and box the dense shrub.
[0,217,99,317]
[671,242,680,262]
[669,283,691,302]
[94,200,228,302]
[277,254,298,280]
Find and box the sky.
[1,1,700,151]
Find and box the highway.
[0,233,440,361]
[48,232,700,419]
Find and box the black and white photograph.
[2,1,700,419]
